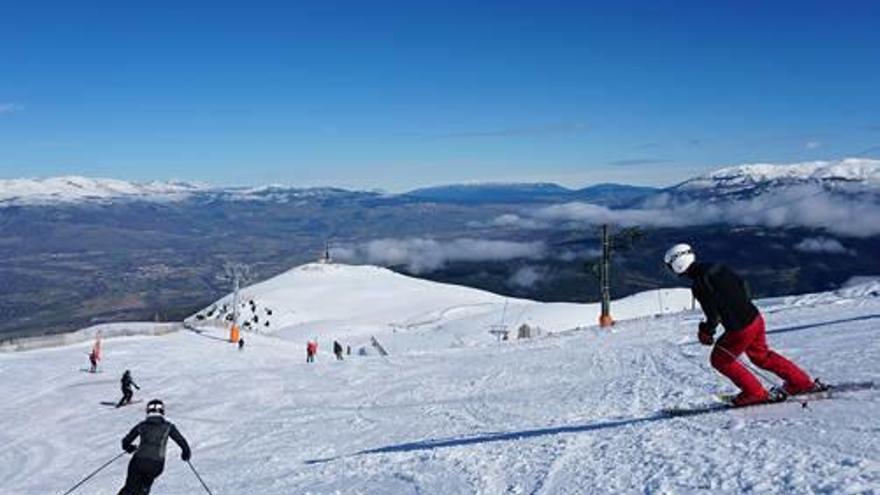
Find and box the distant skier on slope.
[88,349,99,373]
[333,340,344,361]
[118,399,191,495]
[88,332,102,373]
[116,370,140,408]
[306,340,318,363]
[664,243,820,406]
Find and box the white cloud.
[331,238,547,273]
[794,237,854,255]
[490,214,543,229]
[805,140,822,150]
[558,248,602,262]
[0,103,22,114]
[493,185,880,237]
[508,266,547,288]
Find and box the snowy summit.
[0,176,205,206]
[188,262,695,351]
[674,158,880,197]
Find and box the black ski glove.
[181,451,191,461]
[697,322,715,346]
[124,444,137,454]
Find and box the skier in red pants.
[664,243,820,406]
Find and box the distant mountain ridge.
[2,158,880,339]
[668,158,880,200]
[404,182,657,205]
[3,158,878,207]
[0,176,205,205]
[0,176,370,206]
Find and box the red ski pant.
[711,314,813,398]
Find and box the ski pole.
[60,452,125,495]
[715,345,781,388]
[187,460,215,495]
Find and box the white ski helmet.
[146,399,165,416]
[664,243,695,275]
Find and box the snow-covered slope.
[672,158,880,199]
[2,273,880,494]
[189,262,694,352]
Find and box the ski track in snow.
[2,286,880,494]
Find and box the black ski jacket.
[121,373,138,392]
[122,416,191,462]
[686,262,759,334]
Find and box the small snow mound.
[838,277,880,298]
[765,277,880,310]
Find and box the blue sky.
[1,1,878,191]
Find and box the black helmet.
[146,399,165,416]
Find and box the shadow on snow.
[305,414,670,464]
[766,314,880,336]
[681,314,880,347]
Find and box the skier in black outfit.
[664,243,816,406]
[116,370,140,408]
[118,399,191,495]
[333,340,344,361]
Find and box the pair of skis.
[661,381,874,418]
[99,399,143,408]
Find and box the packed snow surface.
[2,265,879,494]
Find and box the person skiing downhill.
[306,340,318,363]
[88,332,102,373]
[118,399,191,495]
[88,350,99,373]
[664,243,819,406]
[116,370,140,408]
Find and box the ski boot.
[782,378,829,396]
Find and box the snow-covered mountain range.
[2,263,878,494]
[3,158,879,341]
[3,158,878,207]
[0,176,206,205]
[0,176,365,206]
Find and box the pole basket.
[599,314,614,328]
